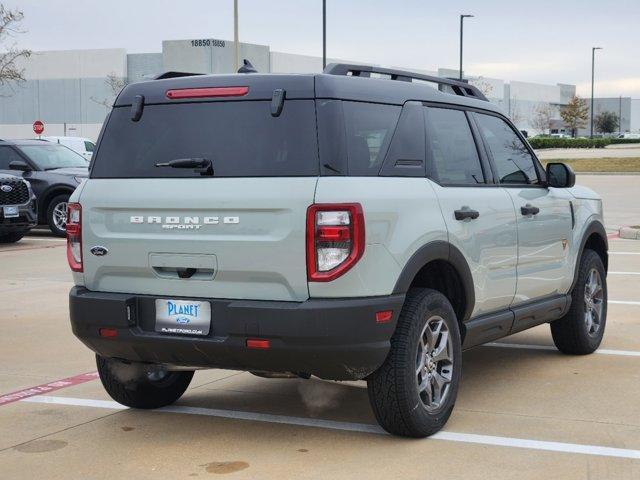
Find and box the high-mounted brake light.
[66,203,82,272]
[166,86,249,100]
[306,203,365,282]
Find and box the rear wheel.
[46,194,70,237]
[96,355,194,409]
[0,232,25,243]
[367,288,462,437]
[551,249,607,354]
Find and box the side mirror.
[9,160,31,172]
[546,162,575,188]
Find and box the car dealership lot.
[1,175,639,479]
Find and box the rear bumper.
[69,286,405,380]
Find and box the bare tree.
[91,72,127,108]
[0,5,32,92]
[508,96,523,126]
[560,95,589,138]
[469,76,494,98]
[532,103,554,135]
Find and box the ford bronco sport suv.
[68,64,608,437]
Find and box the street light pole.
[590,46,602,138]
[459,14,474,81]
[234,0,240,72]
[322,0,327,70]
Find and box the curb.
[619,226,640,240]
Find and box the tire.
[367,288,462,437]
[551,249,607,355]
[46,194,70,237]
[96,355,194,409]
[0,232,25,243]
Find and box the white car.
[41,136,95,161]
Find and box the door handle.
[454,207,480,221]
[521,204,540,216]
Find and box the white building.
[2,38,634,140]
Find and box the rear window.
[91,100,319,178]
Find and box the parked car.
[67,64,608,438]
[616,133,640,139]
[0,140,89,236]
[0,173,37,243]
[41,136,96,161]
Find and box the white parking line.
[484,343,640,357]
[609,271,640,275]
[610,300,640,306]
[610,252,640,255]
[21,395,640,460]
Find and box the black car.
[0,140,89,236]
[0,173,37,243]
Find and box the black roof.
[114,67,503,115]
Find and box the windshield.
[18,144,89,170]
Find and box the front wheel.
[551,249,607,354]
[96,355,194,409]
[367,288,462,437]
[46,194,70,237]
[0,232,25,244]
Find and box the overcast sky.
[4,0,640,97]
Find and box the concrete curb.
[619,226,640,240]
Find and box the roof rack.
[154,71,205,80]
[323,63,488,102]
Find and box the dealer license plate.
[155,299,211,336]
[3,206,19,218]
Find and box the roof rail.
[323,63,488,102]
[154,71,205,80]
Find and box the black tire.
[46,194,70,237]
[0,232,25,243]
[551,249,607,355]
[367,288,462,437]
[96,355,194,409]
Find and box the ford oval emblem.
[90,246,109,257]
[0,185,12,193]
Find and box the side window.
[0,146,23,170]
[425,107,485,185]
[84,141,95,152]
[474,113,540,185]
[343,101,400,175]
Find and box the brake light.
[166,86,249,100]
[306,203,365,282]
[66,203,82,272]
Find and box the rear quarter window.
[91,100,319,178]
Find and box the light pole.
[590,46,602,138]
[234,0,240,72]
[459,14,474,80]
[322,0,327,70]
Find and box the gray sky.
[5,0,640,97]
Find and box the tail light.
[66,203,82,272]
[306,203,365,282]
[166,86,249,100]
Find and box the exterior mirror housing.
[9,160,31,172]
[546,162,575,188]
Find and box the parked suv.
[68,65,608,437]
[0,140,89,236]
[0,173,37,243]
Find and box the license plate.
[155,299,211,336]
[3,206,19,218]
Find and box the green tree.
[0,5,31,91]
[560,95,589,137]
[594,111,619,135]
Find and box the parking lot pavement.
[536,144,640,160]
[1,183,639,479]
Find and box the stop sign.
[33,120,44,135]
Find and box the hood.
[0,173,21,181]
[569,185,601,200]
[46,167,89,177]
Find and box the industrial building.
[1,38,638,140]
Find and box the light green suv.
[67,64,608,437]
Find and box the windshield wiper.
[155,158,213,176]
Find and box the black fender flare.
[570,220,608,292]
[392,240,475,323]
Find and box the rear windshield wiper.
[155,158,213,176]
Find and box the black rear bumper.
[69,286,405,380]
